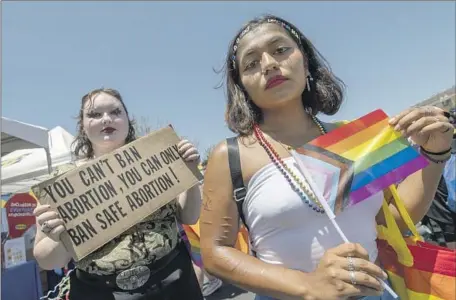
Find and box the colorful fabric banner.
[295,109,429,214]
[377,186,456,300]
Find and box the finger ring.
[347,256,355,272]
[41,221,51,233]
[350,271,357,285]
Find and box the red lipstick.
[265,75,288,90]
[101,127,116,134]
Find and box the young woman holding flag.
[199,14,454,300]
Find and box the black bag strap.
[226,137,248,230]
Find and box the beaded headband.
[231,18,302,69]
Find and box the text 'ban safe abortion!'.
[32,126,203,261]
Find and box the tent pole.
[45,148,52,174]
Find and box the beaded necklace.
[253,114,327,214]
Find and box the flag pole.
[290,150,398,299]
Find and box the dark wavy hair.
[72,88,136,160]
[220,14,346,136]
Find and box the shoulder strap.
[226,137,248,229]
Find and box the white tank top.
[243,157,384,272]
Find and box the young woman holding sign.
[33,88,204,300]
[199,14,454,300]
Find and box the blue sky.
[2,1,455,153]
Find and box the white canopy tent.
[1,126,75,193]
[1,124,75,234]
[1,117,50,156]
[1,116,52,179]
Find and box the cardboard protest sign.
[32,126,203,261]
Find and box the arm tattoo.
[203,198,213,211]
[202,189,213,211]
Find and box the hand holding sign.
[32,126,203,261]
[34,204,65,241]
[177,139,201,164]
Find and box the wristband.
[419,148,451,164]
[420,146,452,156]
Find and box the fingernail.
[389,117,396,124]
[382,271,388,279]
[394,125,400,131]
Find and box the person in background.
[420,129,456,249]
[199,14,454,300]
[33,88,204,300]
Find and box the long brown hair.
[220,14,345,136]
[71,88,136,159]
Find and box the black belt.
[75,241,183,292]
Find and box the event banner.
[5,193,37,239]
[32,126,203,261]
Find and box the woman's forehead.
[83,92,121,110]
[237,23,293,55]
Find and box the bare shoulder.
[205,135,279,187]
[201,140,240,234]
[203,140,233,196]
[205,140,230,177]
[208,140,229,161]
[239,135,279,184]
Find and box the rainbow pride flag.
[295,109,429,214]
[378,238,456,300]
[179,221,250,268]
[178,223,203,267]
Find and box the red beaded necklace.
[253,114,327,213]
